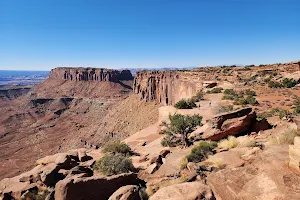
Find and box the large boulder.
[108,185,140,200]
[55,173,144,200]
[207,145,300,200]
[203,111,257,141]
[149,182,215,200]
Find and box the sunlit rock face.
[49,67,133,82]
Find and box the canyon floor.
[1,62,300,200]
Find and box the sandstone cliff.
[133,71,206,105]
[49,67,133,82]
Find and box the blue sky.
[0,0,299,70]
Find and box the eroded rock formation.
[133,71,205,105]
[49,67,133,82]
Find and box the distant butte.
[49,67,133,82]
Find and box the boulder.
[55,154,78,170]
[251,118,272,132]
[40,163,63,187]
[159,149,170,158]
[210,107,253,129]
[145,163,160,174]
[203,111,257,141]
[55,173,144,200]
[150,155,163,165]
[149,182,215,200]
[108,185,140,200]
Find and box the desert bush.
[282,78,299,88]
[224,89,237,96]
[161,114,202,147]
[161,135,181,147]
[179,157,188,169]
[245,89,256,96]
[270,129,298,145]
[218,136,239,149]
[102,141,133,156]
[245,95,259,105]
[175,99,196,109]
[185,141,217,163]
[268,78,300,88]
[93,153,135,175]
[207,87,223,94]
[278,109,291,119]
[21,189,51,200]
[191,91,204,102]
[216,104,234,114]
[294,106,300,115]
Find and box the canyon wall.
[133,71,207,105]
[49,67,133,82]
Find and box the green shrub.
[102,141,133,156]
[207,87,223,94]
[185,141,217,163]
[161,114,202,147]
[161,135,181,147]
[245,89,256,96]
[282,78,299,88]
[216,105,234,113]
[191,91,204,102]
[175,99,196,109]
[93,153,135,175]
[224,89,237,96]
[278,109,291,119]
[268,78,299,88]
[294,106,300,115]
[222,94,237,100]
[245,95,258,105]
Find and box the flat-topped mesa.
[49,67,133,82]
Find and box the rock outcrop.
[207,145,300,200]
[202,108,271,141]
[49,67,133,82]
[133,71,204,105]
[0,87,31,101]
[289,136,300,171]
[149,182,215,200]
[108,185,140,200]
[55,173,143,200]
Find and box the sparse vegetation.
[207,87,223,94]
[268,78,300,88]
[102,140,133,156]
[218,136,239,149]
[161,114,202,147]
[21,188,51,200]
[185,141,217,163]
[216,104,234,114]
[93,153,135,175]
[222,89,258,105]
[257,107,292,120]
[174,99,197,109]
[191,91,204,102]
[270,129,298,145]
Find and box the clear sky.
[0,0,299,71]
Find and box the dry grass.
[238,136,257,147]
[270,129,298,144]
[218,136,239,149]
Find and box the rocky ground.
[1,62,300,199]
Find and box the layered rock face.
[49,67,133,82]
[133,71,205,105]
